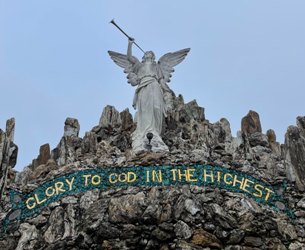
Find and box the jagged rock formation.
[285,116,305,191]
[1,96,305,249]
[0,118,18,203]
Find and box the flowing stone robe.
[132,73,169,152]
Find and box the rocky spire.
[99,105,122,128]
[284,116,305,191]
[0,118,18,202]
[51,118,82,166]
[241,110,262,135]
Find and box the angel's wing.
[157,48,190,83]
[108,51,140,85]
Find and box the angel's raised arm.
[127,38,137,64]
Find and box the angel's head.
[142,51,155,63]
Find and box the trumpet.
[110,19,145,53]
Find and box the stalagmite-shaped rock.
[52,118,82,166]
[266,129,281,155]
[267,129,276,143]
[241,110,262,135]
[241,110,268,147]
[64,117,80,137]
[219,118,232,142]
[120,108,134,131]
[284,116,305,191]
[0,118,18,201]
[184,100,205,122]
[32,143,51,169]
[81,131,96,154]
[99,105,121,128]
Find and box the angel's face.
[142,51,155,63]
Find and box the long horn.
[110,19,145,53]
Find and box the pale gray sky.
[1,1,304,171]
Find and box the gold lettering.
[91,175,101,185]
[65,177,75,191]
[224,173,233,185]
[171,169,178,181]
[233,175,244,188]
[127,172,137,183]
[152,170,162,182]
[26,197,36,210]
[217,171,222,182]
[45,186,55,197]
[54,182,65,195]
[264,188,274,201]
[146,171,150,182]
[34,193,46,205]
[109,173,117,183]
[178,169,188,181]
[253,184,264,198]
[188,169,197,182]
[83,174,91,186]
[242,179,254,193]
[118,173,127,182]
[203,170,214,182]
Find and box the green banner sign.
[0,165,292,238]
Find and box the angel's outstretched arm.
[127,38,137,64]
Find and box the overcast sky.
[1,1,304,171]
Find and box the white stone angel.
[108,38,190,153]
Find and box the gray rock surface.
[285,116,305,191]
[15,223,38,250]
[241,110,262,135]
[1,96,305,249]
[99,105,121,128]
[0,118,18,202]
[32,144,50,169]
[52,118,82,166]
[64,117,80,137]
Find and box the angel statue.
[108,38,190,153]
